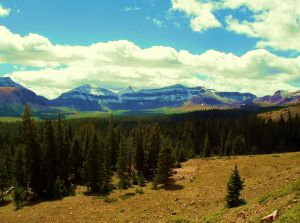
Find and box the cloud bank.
[0,26,298,99]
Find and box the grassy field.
[0,152,299,223]
[0,116,22,122]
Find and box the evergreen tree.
[53,177,66,200]
[226,165,245,208]
[107,115,118,169]
[144,124,161,179]
[21,105,42,195]
[85,134,102,193]
[43,120,58,198]
[56,113,70,187]
[126,136,134,175]
[134,127,144,174]
[15,147,27,189]
[0,154,11,203]
[202,131,211,157]
[102,137,113,194]
[13,186,27,209]
[225,130,234,156]
[138,172,146,187]
[155,137,175,186]
[117,136,129,189]
[70,138,82,183]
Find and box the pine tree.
[21,105,42,195]
[138,172,146,187]
[70,138,82,183]
[0,154,10,203]
[126,136,134,175]
[202,131,211,157]
[53,176,66,200]
[102,136,113,194]
[43,120,58,198]
[107,115,118,169]
[56,113,70,187]
[15,147,27,189]
[85,134,102,193]
[134,127,144,174]
[117,136,129,189]
[154,137,175,186]
[145,124,161,179]
[13,186,27,209]
[226,165,245,208]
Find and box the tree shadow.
[159,183,184,191]
[23,198,50,207]
[0,200,11,207]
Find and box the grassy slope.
[1,152,300,223]
[0,116,22,122]
[258,105,300,121]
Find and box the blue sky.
[0,0,299,98]
[0,0,257,56]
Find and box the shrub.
[13,186,26,209]
[53,177,66,200]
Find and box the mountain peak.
[0,77,23,88]
[118,85,136,95]
[166,84,186,89]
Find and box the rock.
[261,210,278,222]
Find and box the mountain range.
[0,77,299,117]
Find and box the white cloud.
[152,18,163,28]
[0,4,10,17]
[171,0,221,32]
[171,0,300,52]
[224,0,300,51]
[0,26,298,99]
[123,6,140,12]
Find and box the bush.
[118,177,128,190]
[138,172,146,187]
[53,177,66,200]
[69,184,76,196]
[13,186,26,209]
[131,170,138,185]
[152,175,159,190]
[135,188,144,194]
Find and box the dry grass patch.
[0,152,299,223]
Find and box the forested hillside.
[0,106,299,204]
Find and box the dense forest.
[0,106,299,204]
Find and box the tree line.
[0,106,299,207]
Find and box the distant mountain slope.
[0,77,50,116]
[256,90,300,106]
[1,77,299,116]
[50,84,120,111]
[51,84,257,111]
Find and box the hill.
[1,152,299,223]
[258,105,300,121]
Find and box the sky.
[0,0,300,99]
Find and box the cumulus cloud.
[0,4,10,17]
[171,0,221,32]
[0,26,298,99]
[171,0,300,52]
[224,0,300,51]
